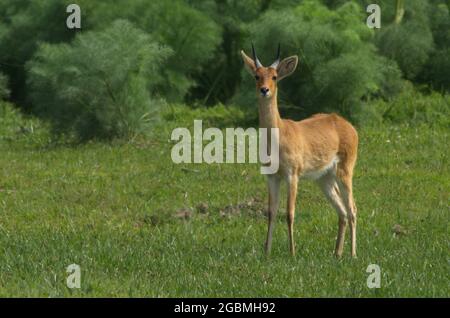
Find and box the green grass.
[0,102,448,297]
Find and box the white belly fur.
[301,156,339,180]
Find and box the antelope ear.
[240,50,256,75]
[277,56,298,80]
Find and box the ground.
[0,105,448,297]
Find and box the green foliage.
[234,1,403,119]
[74,0,222,102]
[0,0,448,130]
[418,2,450,91]
[0,0,74,106]
[27,20,172,140]
[380,90,449,127]
[365,0,436,82]
[355,87,450,127]
[186,0,265,105]
[0,0,221,105]
[0,102,49,145]
[0,102,24,135]
[0,73,10,100]
[163,103,248,128]
[420,48,450,92]
[376,23,433,81]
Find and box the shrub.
[0,73,10,100]
[74,0,222,103]
[418,3,450,91]
[0,101,49,145]
[420,48,450,92]
[163,103,247,129]
[367,0,436,82]
[27,20,172,140]
[2,0,449,111]
[382,91,449,127]
[1,0,220,106]
[186,0,264,105]
[355,86,450,127]
[376,22,433,81]
[233,0,403,120]
[0,0,74,106]
[0,102,22,134]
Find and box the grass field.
[0,102,448,297]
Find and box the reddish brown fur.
[255,67,278,95]
[241,49,359,257]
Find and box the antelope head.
[240,44,298,99]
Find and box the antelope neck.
[258,91,282,129]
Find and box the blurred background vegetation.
[0,0,448,140]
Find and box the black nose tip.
[260,87,269,94]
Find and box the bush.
[0,101,49,145]
[0,0,74,106]
[186,0,264,105]
[420,48,450,92]
[2,0,449,112]
[0,102,23,135]
[233,0,403,120]
[0,73,10,100]
[418,3,450,91]
[27,20,172,140]
[74,0,222,103]
[163,103,248,129]
[1,0,220,106]
[376,22,433,81]
[355,86,450,127]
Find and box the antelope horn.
[251,43,263,69]
[270,43,281,69]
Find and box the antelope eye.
[272,76,277,81]
[254,75,260,80]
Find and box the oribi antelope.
[241,44,359,258]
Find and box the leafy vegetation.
[235,1,403,118]
[0,0,448,139]
[0,73,9,100]
[27,20,171,140]
[0,0,75,105]
[355,86,450,127]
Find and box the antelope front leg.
[287,175,298,256]
[265,175,280,255]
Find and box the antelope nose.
[260,87,269,95]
